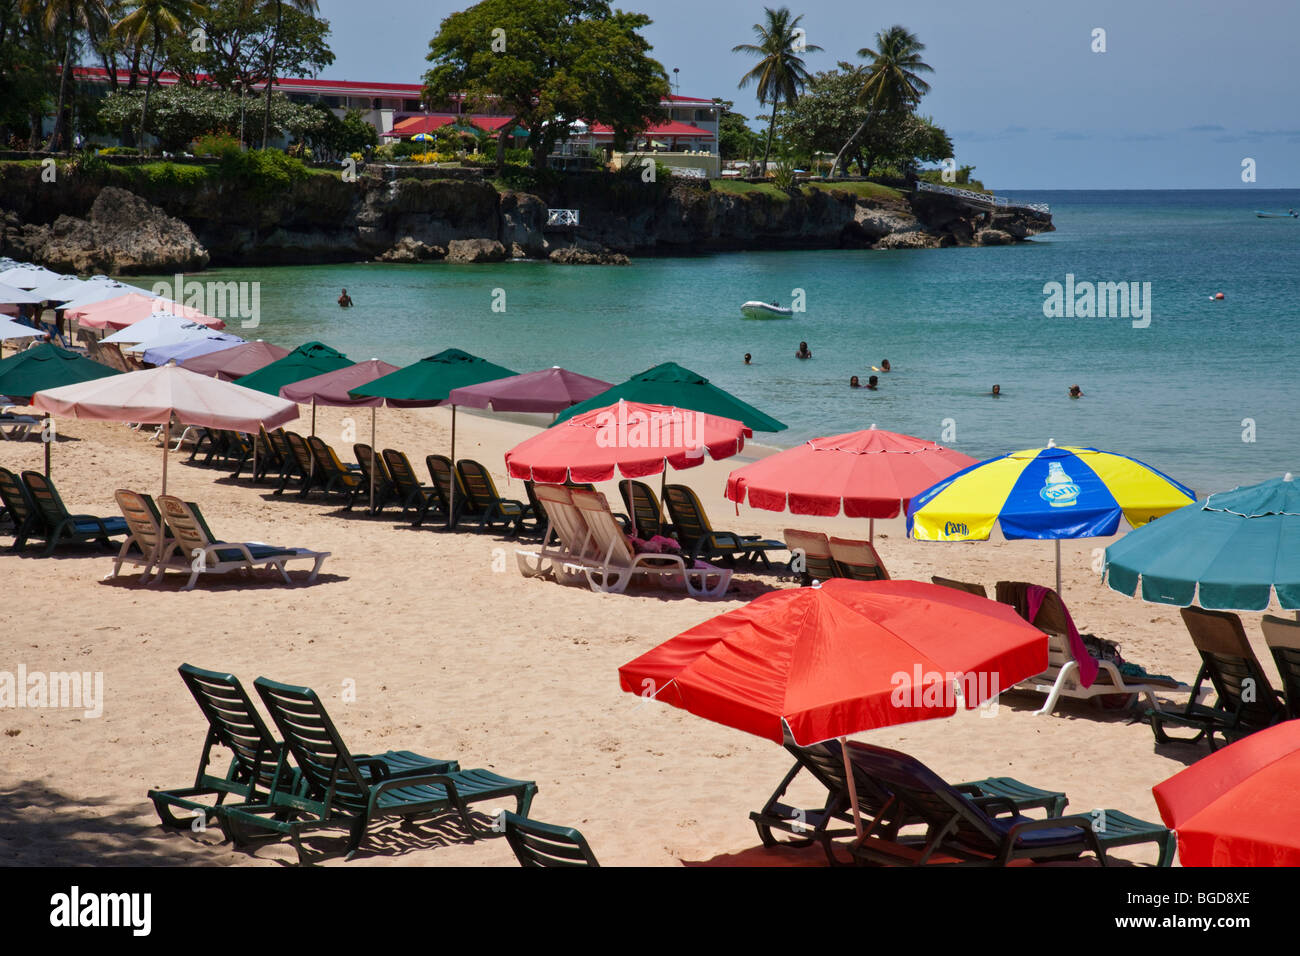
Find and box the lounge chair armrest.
[1006,813,1095,841]
[369,772,461,800]
[970,795,1020,817]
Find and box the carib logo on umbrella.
[1040,461,1081,508]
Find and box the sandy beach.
[0,398,1265,868]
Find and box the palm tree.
[831,25,932,177]
[259,0,318,150]
[21,0,109,151]
[113,0,204,151]
[732,7,821,176]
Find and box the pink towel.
[1026,585,1098,688]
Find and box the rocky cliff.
[0,161,1052,272]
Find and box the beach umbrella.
[1153,720,1300,866]
[0,317,49,342]
[725,425,978,541]
[235,342,353,434]
[1103,474,1300,612]
[181,340,290,381]
[281,359,399,509]
[447,366,613,414]
[123,325,223,356]
[411,132,435,143]
[907,442,1196,594]
[554,361,787,434]
[618,578,1049,838]
[32,364,297,494]
[55,280,147,312]
[0,343,122,475]
[0,265,61,290]
[66,292,221,331]
[0,282,46,306]
[102,313,209,345]
[139,333,244,368]
[352,348,518,525]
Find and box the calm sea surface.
[136,188,1300,496]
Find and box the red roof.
[588,120,714,140]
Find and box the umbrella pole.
[839,736,864,841]
[1055,539,1062,595]
[369,407,376,512]
[447,405,456,529]
[43,414,50,478]
[869,518,874,544]
[309,398,317,484]
[162,420,171,495]
[626,478,635,537]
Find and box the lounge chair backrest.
[253,677,371,813]
[157,494,214,559]
[620,480,666,538]
[306,436,349,480]
[284,432,314,476]
[1262,615,1300,718]
[570,488,633,562]
[114,489,164,553]
[1181,606,1281,725]
[524,481,549,528]
[785,741,896,818]
[268,428,294,467]
[827,537,890,581]
[784,529,837,582]
[534,484,593,559]
[353,443,389,485]
[932,576,988,598]
[382,449,422,497]
[258,425,283,466]
[20,470,72,527]
[0,466,37,530]
[663,484,711,551]
[503,812,600,867]
[178,664,286,794]
[457,459,503,509]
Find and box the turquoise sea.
[138,188,1300,497]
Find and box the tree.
[98,84,327,152]
[424,0,670,172]
[831,24,932,177]
[0,2,53,146]
[259,0,319,149]
[113,0,205,150]
[782,63,869,170]
[731,6,821,174]
[715,99,761,161]
[19,0,108,151]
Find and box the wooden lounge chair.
[784,529,838,585]
[219,677,536,864]
[751,739,1069,865]
[263,428,298,485]
[931,576,988,598]
[515,483,598,584]
[502,812,600,867]
[305,436,366,507]
[1148,607,1287,750]
[156,495,330,590]
[619,480,672,539]
[828,536,890,581]
[662,483,787,568]
[380,448,439,523]
[845,743,1174,867]
[570,487,731,598]
[20,470,129,556]
[352,443,396,513]
[455,459,532,534]
[996,581,1190,717]
[423,454,474,528]
[0,466,43,550]
[275,432,325,497]
[1261,615,1300,719]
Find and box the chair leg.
[1034,662,1075,717]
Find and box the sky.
[314,0,1300,189]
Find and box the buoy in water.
[1213,292,1225,300]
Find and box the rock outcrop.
[445,238,507,263]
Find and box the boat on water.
[1255,210,1299,218]
[740,300,794,319]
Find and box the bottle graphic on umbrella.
[1040,461,1080,507]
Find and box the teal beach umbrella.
[1104,474,1300,612]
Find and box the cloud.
[1187,124,1226,132]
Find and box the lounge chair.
[619,480,672,539]
[662,483,787,568]
[219,677,535,864]
[931,576,988,598]
[420,454,467,527]
[996,581,1190,717]
[751,739,1069,865]
[1261,615,1300,719]
[263,428,297,485]
[0,466,43,550]
[306,436,367,507]
[570,487,731,598]
[352,443,396,513]
[455,459,532,534]
[20,470,129,556]
[156,495,330,590]
[0,410,40,440]
[502,812,599,867]
[784,529,838,585]
[515,483,599,584]
[381,448,440,523]
[110,489,195,582]
[1148,607,1287,750]
[275,432,325,497]
[827,536,890,581]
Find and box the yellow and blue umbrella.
[907,443,1196,592]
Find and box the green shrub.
[193,133,241,158]
[217,149,309,194]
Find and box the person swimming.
[880,359,891,372]
[338,288,353,308]
[866,375,879,390]
[796,341,812,359]
[1068,384,1084,398]
[744,353,752,365]
[850,375,861,388]
[991,384,1001,397]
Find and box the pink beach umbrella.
[67,293,222,331]
[447,366,614,416]
[32,363,298,493]
[181,340,290,381]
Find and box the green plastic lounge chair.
[219,677,536,864]
[306,436,366,507]
[503,812,599,867]
[619,480,671,539]
[784,529,839,585]
[381,448,440,523]
[931,576,989,598]
[828,536,890,581]
[20,470,129,557]
[352,443,396,513]
[520,481,552,542]
[750,739,1069,866]
[1262,615,1300,719]
[156,495,330,589]
[844,743,1174,867]
[455,459,532,534]
[0,466,44,551]
[663,483,787,568]
[422,454,473,528]
[1148,607,1287,750]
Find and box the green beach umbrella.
[235,341,354,434]
[1104,474,1300,612]
[0,343,122,475]
[351,348,518,526]
[553,362,788,434]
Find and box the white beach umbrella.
[102,313,206,346]
[0,282,46,306]
[0,265,62,290]
[0,317,49,341]
[56,281,148,312]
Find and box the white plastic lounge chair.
[514,483,597,586]
[156,495,330,590]
[827,536,890,581]
[109,489,192,583]
[569,488,731,599]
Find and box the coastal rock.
[548,244,631,265]
[499,191,547,258]
[875,228,941,250]
[445,238,507,263]
[378,237,447,262]
[975,228,1014,246]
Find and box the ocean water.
[136,188,1300,497]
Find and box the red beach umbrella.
[725,425,977,540]
[1153,720,1300,866]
